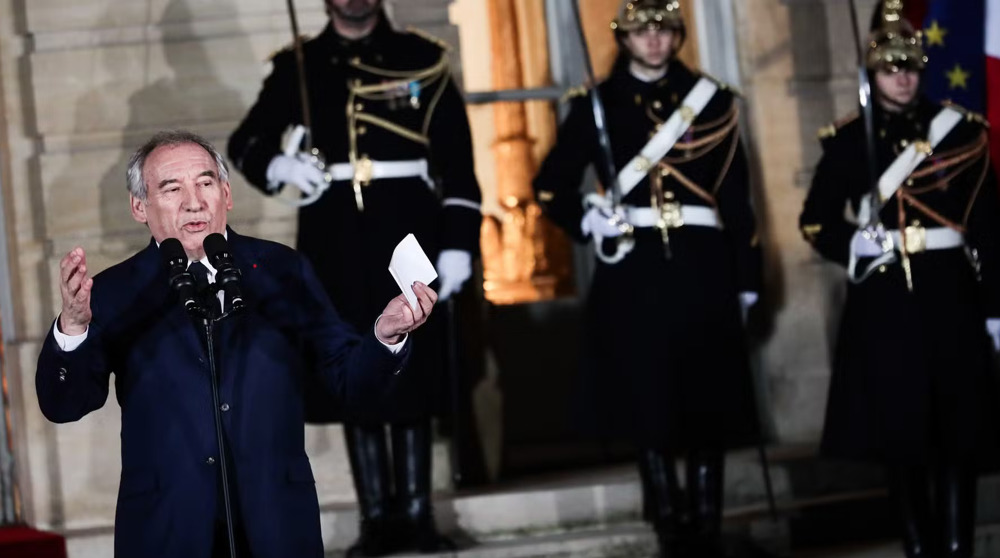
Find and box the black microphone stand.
[190,290,242,558]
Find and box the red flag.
[903,0,928,28]
[988,0,1000,173]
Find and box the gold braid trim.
[422,66,451,136]
[711,125,741,197]
[898,190,965,232]
[674,109,738,152]
[907,156,981,195]
[350,52,450,82]
[657,162,717,206]
[962,147,992,227]
[689,103,738,133]
[908,132,989,181]
[355,113,430,145]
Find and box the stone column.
[480,0,573,304]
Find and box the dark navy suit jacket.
[36,229,406,558]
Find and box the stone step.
[317,445,880,551]
[326,523,658,558]
[797,523,1000,557]
[319,445,1000,555]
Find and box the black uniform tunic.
[229,16,481,422]
[801,97,1000,466]
[533,60,762,450]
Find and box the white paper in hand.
[389,234,438,310]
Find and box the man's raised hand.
[58,247,93,336]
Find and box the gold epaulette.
[560,84,590,103]
[267,35,310,61]
[943,100,990,127]
[405,26,452,52]
[698,71,742,98]
[817,111,859,139]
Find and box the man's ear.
[130,195,147,224]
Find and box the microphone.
[203,233,245,311]
[160,238,202,315]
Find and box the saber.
[568,1,624,208]
[286,0,313,151]
[847,0,906,287]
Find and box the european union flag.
[920,0,986,111]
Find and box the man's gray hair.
[126,130,230,201]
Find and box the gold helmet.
[866,0,928,72]
[611,0,685,34]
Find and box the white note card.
[388,234,438,310]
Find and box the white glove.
[739,291,758,325]
[266,154,326,195]
[581,207,626,239]
[986,319,1000,351]
[436,250,472,301]
[850,229,888,258]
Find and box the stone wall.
[734,0,878,443]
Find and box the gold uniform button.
[652,100,663,110]
[355,103,364,112]
[358,126,367,135]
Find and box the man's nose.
[182,186,205,210]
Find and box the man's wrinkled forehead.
[144,143,220,186]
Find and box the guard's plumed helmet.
[866,0,927,72]
[611,0,686,48]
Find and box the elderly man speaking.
[35,129,437,558]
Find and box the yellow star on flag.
[924,20,948,47]
[946,64,970,89]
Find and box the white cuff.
[53,318,88,352]
[739,292,759,308]
[374,315,407,354]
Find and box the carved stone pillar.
[480,0,572,304]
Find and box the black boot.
[686,450,725,556]
[939,463,976,558]
[638,448,684,558]
[345,424,395,558]
[638,452,656,523]
[391,420,456,553]
[891,466,934,558]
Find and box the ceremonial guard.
[533,1,762,555]
[228,1,481,555]
[800,3,1000,556]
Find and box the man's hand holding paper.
[376,234,440,344]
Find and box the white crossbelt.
[328,158,434,189]
[877,106,963,202]
[625,205,721,229]
[616,78,719,198]
[888,227,964,251]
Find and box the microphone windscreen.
[160,238,187,266]
[203,233,228,261]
